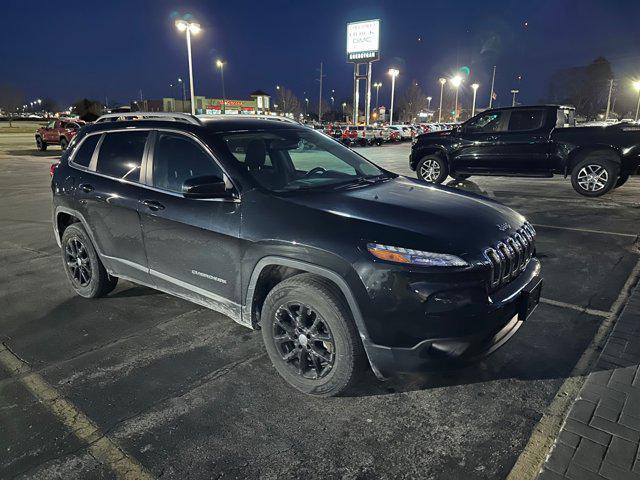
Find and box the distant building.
[140,91,273,116]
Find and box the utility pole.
[605,79,614,121]
[488,65,496,108]
[317,62,324,123]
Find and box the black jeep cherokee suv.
[51,113,542,396]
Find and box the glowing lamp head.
[175,19,187,32]
[189,23,201,34]
[471,83,479,91]
[633,80,640,92]
[216,59,224,68]
[450,75,463,88]
[427,96,432,101]
[388,68,399,78]
[439,78,447,85]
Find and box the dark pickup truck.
[410,105,640,196]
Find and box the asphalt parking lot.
[1,135,639,479]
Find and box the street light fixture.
[426,96,432,110]
[471,83,479,117]
[438,78,446,122]
[511,89,520,107]
[175,18,201,115]
[388,69,399,124]
[216,59,226,114]
[450,75,463,122]
[373,82,382,108]
[633,80,640,122]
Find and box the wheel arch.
[564,145,621,177]
[412,145,449,170]
[243,256,382,376]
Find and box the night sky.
[2,0,639,110]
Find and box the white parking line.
[507,257,640,480]
[540,298,610,318]
[533,223,638,239]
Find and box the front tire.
[571,155,618,197]
[60,137,69,151]
[61,223,118,298]
[261,273,366,397]
[416,154,449,184]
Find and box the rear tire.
[416,154,449,184]
[570,154,618,197]
[60,137,69,151]
[61,223,118,298]
[36,136,47,151]
[260,273,366,397]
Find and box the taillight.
[50,163,59,177]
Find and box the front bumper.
[360,259,542,379]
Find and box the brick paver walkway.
[539,284,640,479]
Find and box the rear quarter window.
[71,134,101,168]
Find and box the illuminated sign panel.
[346,19,380,62]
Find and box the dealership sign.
[346,19,380,62]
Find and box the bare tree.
[276,87,303,117]
[0,83,25,125]
[546,57,613,119]
[397,82,428,122]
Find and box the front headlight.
[367,243,468,267]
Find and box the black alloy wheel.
[64,236,92,288]
[272,301,335,380]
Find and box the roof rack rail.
[197,113,300,125]
[95,112,201,125]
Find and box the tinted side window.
[465,112,503,133]
[96,131,148,181]
[152,133,223,193]
[508,110,545,131]
[72,135,100,167]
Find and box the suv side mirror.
[182,175,233,199]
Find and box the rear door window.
[95,131,148,181]
[508,110,545,131]
[72,135,101,168]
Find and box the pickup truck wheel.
[417,155,448,184]
[571,157,618,197]
[61,223,118,298]
[60,137,69,151]
[615,174,629,188]
[261,273,366,397]
[36,136,47,151]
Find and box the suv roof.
[484,104,575,113]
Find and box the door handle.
[141,200,165,211]
[79,183,94,193]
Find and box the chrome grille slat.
[483,222,536,291]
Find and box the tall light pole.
[330,96,335,110]
[471,83,479,117]
[177,77,186,111]
[438,78,446,122]
[633,80,640,122]
[216,59,226,114]
[342,102,347,122]
[426,96,432,110]
[450,75,462,122]
[373,82,382,108]
[488,65,496,108]
[511,89,519,107]
[175,19,201,115]
[304,98,309,118]
[388,69,399,125]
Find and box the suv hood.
[280,177,526,258]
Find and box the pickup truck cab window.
[465,111,504,133]
[152,132,224,193]
[508,109,545,132]
[95,130,148,182]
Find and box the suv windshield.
[220,128,387,192]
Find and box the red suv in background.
[35,119,85,151]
